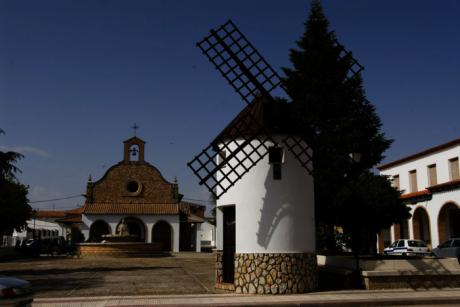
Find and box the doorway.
[152,221,172,251]
[222,205,235,283]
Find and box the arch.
[412,207,431,246]
[89,220,111,242]
[71,226,83,242]
[129,145,140,161]
[115,216,146,242]
[378,227,391,253]
[152,220,172,251]
[438,202,460,244]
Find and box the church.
[81,136,204,252]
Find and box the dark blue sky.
[1,0,459,211]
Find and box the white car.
[0,276,33,307]
[383,239,430,256]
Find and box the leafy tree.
[283,1,409,253]
[337,172,410,254]
[0,130,31,237]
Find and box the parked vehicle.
[432,238,460,259]
[0,276,33,307]
[22,239,40,257]
[383,239,430,256]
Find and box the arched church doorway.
[413,207,431,247]
[438,202,460,244]
[89,220,110,242]
[116,217,146,242]
[71,226,84,242]
[152,221,172,251]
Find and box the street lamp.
[349,151,362,288]
[32,209,37,239]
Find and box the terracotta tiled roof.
[427,179,460,193]
[378,137,460,170]
[399,180,460,204]
[55,216,82,223]
[400,189,431,199]
[35,211,67,218]
[187,214,204,223]
[83,203,180,215]
[65,206,84,215]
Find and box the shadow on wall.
[257,164,303,249]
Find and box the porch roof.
[83,203,180,215]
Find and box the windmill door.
[222,205,235,283]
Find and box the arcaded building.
[81,136,204,252]
[377,137,460,251]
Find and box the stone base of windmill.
[215,252,317,294]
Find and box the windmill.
[188,20,362,199]
[188,20,364,294]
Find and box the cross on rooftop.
[132,123,139,136]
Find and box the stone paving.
[33,289,460,306]
[0,252,225,298]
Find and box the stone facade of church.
[81,137,204,252]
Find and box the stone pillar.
[172,221,180,252]
[146,224,153,243]
[195,224,201,252]
[234,253,317,294]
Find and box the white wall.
[216,135,315,254]
[380,144,460,194]
[200,220,216,246]
[5,219,64,247]
[82,214,180,252]
[380,143,460,248]
[402,190,460,248]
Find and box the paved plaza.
[0,252,223,298]
[2,253,460,306]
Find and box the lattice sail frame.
[188,111,276,199]
[188,20,363,199]
[197,20,285,105]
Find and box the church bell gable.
[85,137,178,205]
[123,137,145,163]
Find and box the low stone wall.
[362,270,460,289]
[78,242,163,257]
[234,253,317,294]
[318,255,460,290]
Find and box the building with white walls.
[2,207,83,247]
[200,218,216,249]
[377,137,460,252]
[214,98,317,294]
[81,136,204,253]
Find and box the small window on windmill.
[129,145,139,161]
[219,150,227,168]
[268,146,283,180]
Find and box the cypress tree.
[283,1,408,253]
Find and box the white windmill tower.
[188,20,363,294]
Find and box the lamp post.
[32,209,37,239]
[348,152,362,288]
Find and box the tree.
[337,172,410,254]
[283,1,410,253]
[0,130,31,237]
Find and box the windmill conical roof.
[212,95,295,146]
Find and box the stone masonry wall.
[215,250,224,284]
[89,163,178,204]
[234,253,317,294]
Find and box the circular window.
[126,180,141,194]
